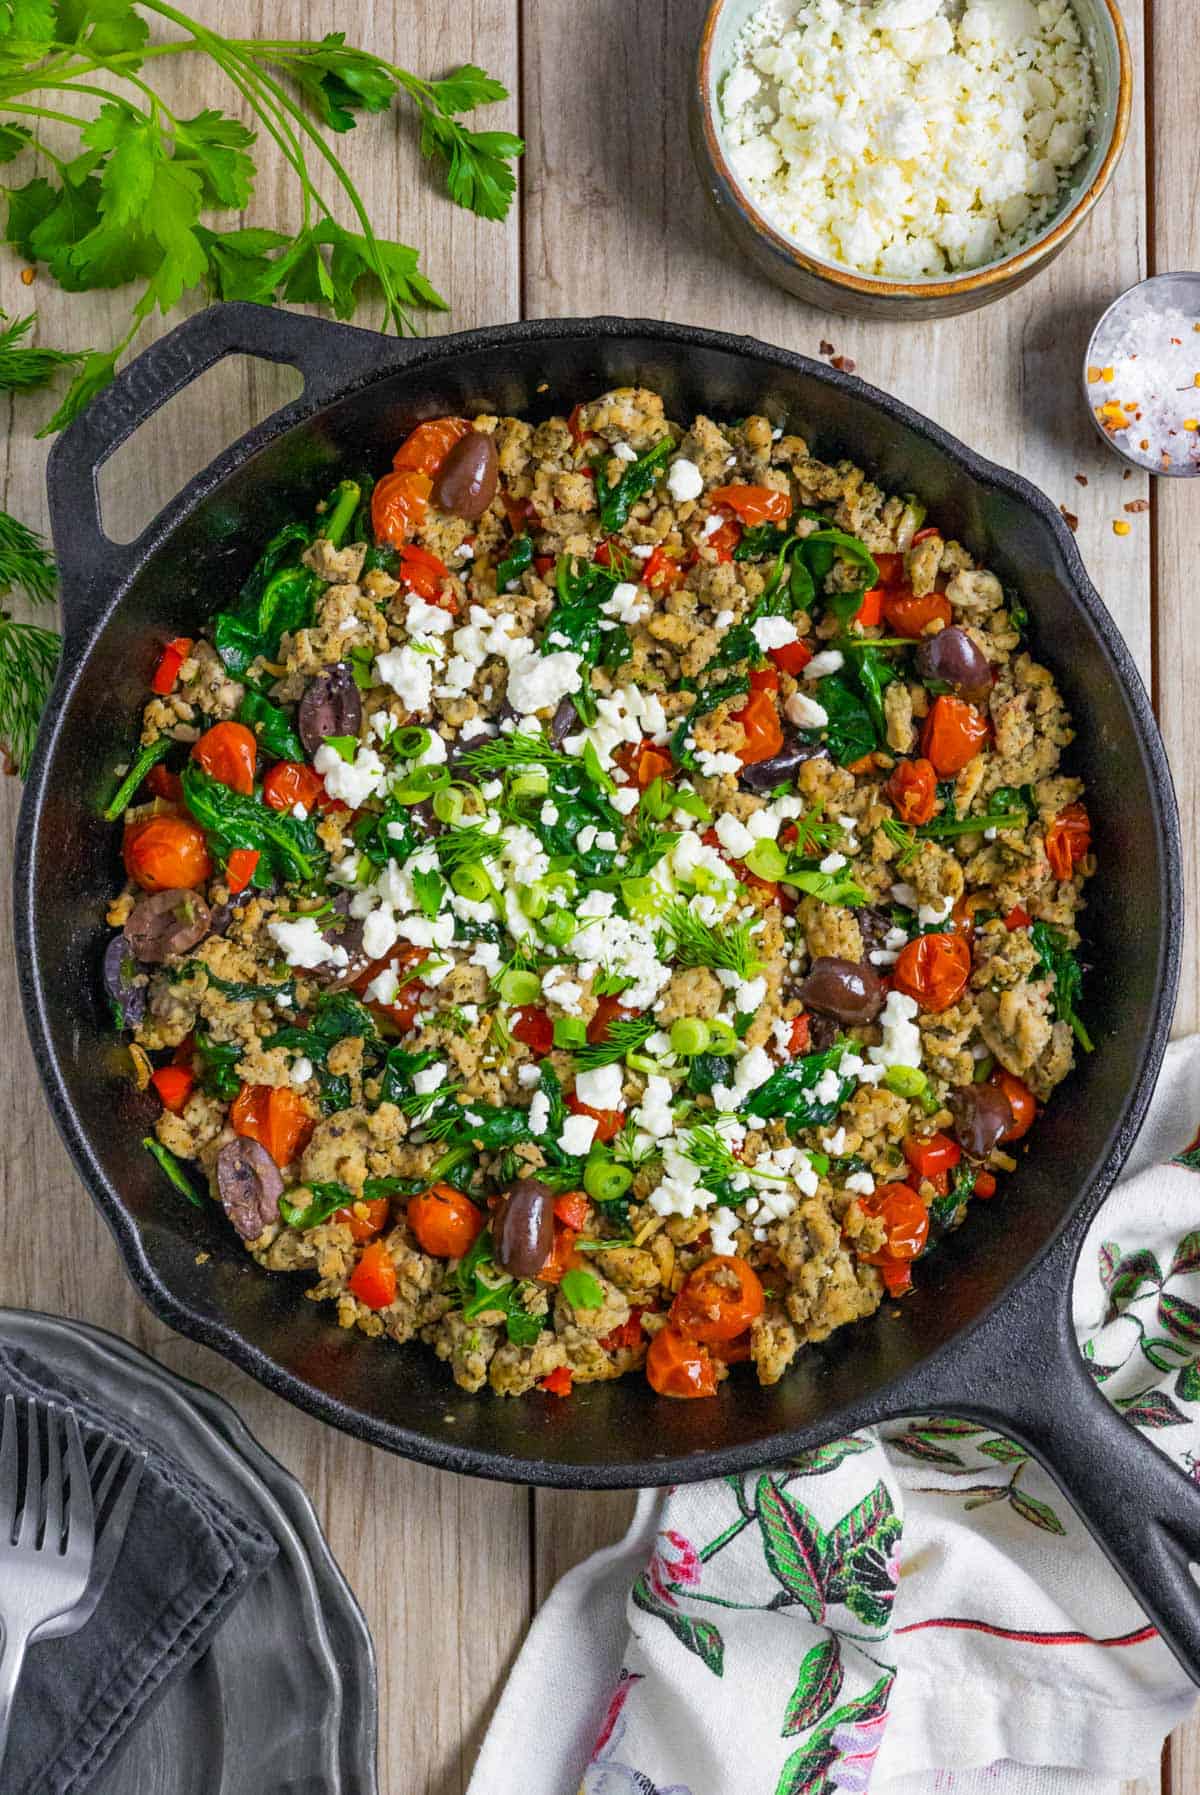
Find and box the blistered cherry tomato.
[887,757,937,826]
[262,761,326,814]
[335,1195,391,1244]
[397,542,453,606]
[566,1093,624,1143]
[993,1069,1037,1142]
[1045,803,1091,882]
[921,695,990,776]
[230,1083,313,1169]
[646,1326,718,1398]
[670,1255,765,1343]
[372,469,432,548]
[708,483,792,526]
[391,417,470,476]
[408,1184,484,1258]
[123,815,212,892]
[858,1182,930,1263]
[882,589,953,638]
[892,931,972,1013]
[349,1239,397,1310]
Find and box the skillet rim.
[14,311,1183,1486]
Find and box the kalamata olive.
[738,728,828,794]
[854,905,895,962]
[798,956,885,1024]
[124,888,212,963]
[550,695,579,747]
[216,1137,283,1241]
[103,934,147,1028]
[948,1082,1014,1160]
[432,429,498,521]
[492,1177,555,1279]
[298,663,362,758]
[315,915,371,990]
[914,626,992,703]
[806,1013,840,1054]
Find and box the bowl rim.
[696,0,1133,300]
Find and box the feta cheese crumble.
[720,0,1096,280]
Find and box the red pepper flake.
[1124,498,1150,513]
[1059,506,1079,531]
[1074,473,1088,486]
[819,339,835,355]
[831,354,856,372]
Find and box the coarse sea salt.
[719,0,1096,281]
[1087,300,1200,476]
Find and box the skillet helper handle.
[45,301,406,653]
[899,1219,1200,1685]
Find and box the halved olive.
[948,1082,1014,1159]
[492,1177,554,1279]
[298,663,362,758]
[914,626,992,703]
[216,1137,283,1241]
[124,888,211,963]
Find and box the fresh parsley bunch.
[0,2,522,775]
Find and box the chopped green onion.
[394,766,450,805]
[745,839,788,882]
[511,770,550,800]
[883,1065,929,1099]
[689,865,729,897]
[520,879,552,920]
[626,1048,667,1075]
[433,786,466,826]
[498,968,542,1005]
[451,863,495,903]
[392,724,431,760]
[705,1018,740,1054]
[553,1015,588,1049]
[542,909,577,947]
[669,1017,711,1056]
[583,1157,634,1202]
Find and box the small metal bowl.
[1083,272,1200,476]
[691,0,1132,321]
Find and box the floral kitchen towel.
[468,1038,1200,1795]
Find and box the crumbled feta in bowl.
[698,0,1127,312]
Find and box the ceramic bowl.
[690,0,1132,320]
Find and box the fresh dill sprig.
[571,1016,656,1071]
[0,312,86,395]
[789,801,844,858]
[456,733,555,771]
[434,824,503,872]
[394,1080,463,1122]
[489,1009,515,1054]
[681,1121,788,1188]
[593,969,636,997]
[0,509,58,607]
[660,900,762,980]
[880,817,919,868]
[0,614,59,776]
[611,1116,657,1171]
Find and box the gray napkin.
[0,1343,277,1795]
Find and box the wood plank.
[0,6,523,1794]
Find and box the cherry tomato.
[391,416,470,476]
[502,492,531,533]
[708,483,792,526]
[567,403,590,447]
[787,1013,811,1055]
[225,847,259,895]
[349,1239,397,1310]
[892,931,972,1013]
[534,554,555,577]
[644,544,685,592]
[768,639,813,676]
[887,757,938,826]
[145,764,183,803]
[371,469,433,548]
[733,688,784,766]
[950,891,992,937]
[646,1326,718,1398]
[1045,802,1091,882]
[704,518,741,561]
[747,664,779,695]
[903,1132,962,1181]
[587,994,637,1047]
[873,553,904,586]
[600,1307,646,1353]
[553,1191,590,1232]
[994,1070,1037,1142]
[350,947,428,1035]
[921,695,990,777]
[408,1183,485,1258]
[614,738,674,789]
[883,589,953,638]
[540,1366,574,1397]
[230,1083,313,1169]
[512,1004,554,1055]
[398,542,453,606]
[539,1222,580,1285]
[852,587,885,628]
[858,1182,930,1263]
[190,721,257,796]
[566,1092,624,1143]
[151,635,192,695]
[670,1255,765,1343]
[262,761,326,815]
[879,1260,914,1298]
[1004,905,1031,931]
[334,1196,391,1244]
[123,815,212,892]
[973,1171,998,1199]
[150,1065,194,1113]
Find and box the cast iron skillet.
[15,304,1197,1673]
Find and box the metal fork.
[0,1398,95,1769]
[31,1435,144,1645]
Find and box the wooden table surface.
[0,1,1196,1789]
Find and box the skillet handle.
[45,302,413,655]
[893,1216,1200,1686]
